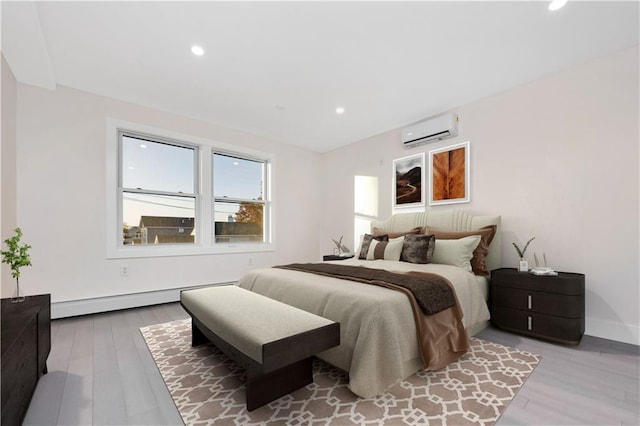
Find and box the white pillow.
[431,235,481,272]
[366,236,405,261]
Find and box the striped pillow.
[358,234,389,259]
[366,237,405,261]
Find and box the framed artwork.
[429,141,470,205]
[393,152,425,208]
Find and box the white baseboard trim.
[586,317,639,346]
[51,287,640,347]
[51,282,235,319]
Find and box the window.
[119,132,198,246]
[213,153,268,243]
[354,175,378,251]
[107,119,274,258]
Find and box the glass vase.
[11,278,25,303]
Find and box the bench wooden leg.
[191,322,208,347]
[246,357,313,411]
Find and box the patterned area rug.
[140,319,540,425]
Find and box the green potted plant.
[512,236,535,272]
[1,227,32,303]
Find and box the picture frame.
[393,152,425,209]
[428,141,470,205]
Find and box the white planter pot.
[519,259,529,272]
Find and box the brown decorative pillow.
[400,234,435,264]
[358,234,389,259]
[373,226,422,239]
[425,225,497,276]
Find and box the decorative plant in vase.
[512,237,535,272]
[1,228,32,303]
[331,236,350,256]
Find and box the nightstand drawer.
[492,287,583,318]
[491,268,584,295]
[491,306,584,344]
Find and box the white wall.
[15,84,322,313]
[321,46,640,345]
[1,55,19,298]
[10,45,639,344]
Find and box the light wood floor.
[23,302,639,425]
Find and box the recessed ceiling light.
[548,0,568,11]
[139,143,147,149]
[336,107,345,114]
[191,45,204,56]
[233,161,239,166]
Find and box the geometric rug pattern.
[140,319,540,426]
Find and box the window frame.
[119,131,200,246]
[212,151,270,244]
[106,118,275,259]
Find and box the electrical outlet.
[248,257,253,265]
[120,265,128,276]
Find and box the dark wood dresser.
[490,268,585,345]
[1,294,51,426]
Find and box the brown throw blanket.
[275,263,455,315]
[274,263,469,370]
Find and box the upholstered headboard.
[371,211,502,272]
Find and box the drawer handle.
[528,316,532,331]
[527,294,532,310]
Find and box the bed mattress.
[237,258,490,398]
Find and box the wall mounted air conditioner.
[401,112,458,148]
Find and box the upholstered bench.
[180,285,340,411]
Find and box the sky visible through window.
[122,136,194,193]
[213,153,263,199]
[122,136,194,227]
[213,153,264,222]
[121,135,264,227]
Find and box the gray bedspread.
[237,259,490,398]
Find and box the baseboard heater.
[51,282,234,319]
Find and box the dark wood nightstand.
[323,254,355,261]
[490,268,585,345]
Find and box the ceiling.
[2,1,638,153]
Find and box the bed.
[237,210,500,398]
